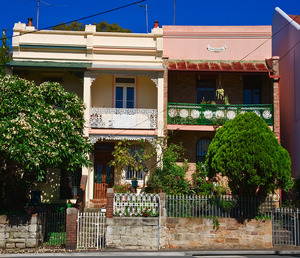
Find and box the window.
[196,80,216,104]
[196,138,211,163]
[126,145,143,181]
[243,75,262,104]
[115,77,136,108]
[60,168,81,199]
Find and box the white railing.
[272,208,300,246]
[77,211,106,249]
[114,193,159,217]
[90,108,157,129]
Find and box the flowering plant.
[114,207,158,217]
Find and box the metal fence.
[77,211,106,249]
[272,208,300,246]
[166,195,277,219]
[114,193,159,217]
[39,211,66,246]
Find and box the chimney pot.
[27,18,33,27]
[154,20,159,28]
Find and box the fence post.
[66,207,77,250]
[107,188,114,218]
[159,192,166,249]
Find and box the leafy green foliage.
[145,143,190,194]
[52,21,131,33]
[190,163,214,195]
[0,30,12,76]
[0,75,92,211]
[205,112,293,198]
[110,139,156,172]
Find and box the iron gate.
[272,208,300,246]
[39,211,66,247]
[77,211,106,249]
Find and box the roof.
[168,60,269,72]
[289,15,300,25]
[7,61,92,69]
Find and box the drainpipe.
[157,195,160,250]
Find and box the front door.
[94,143,115,199]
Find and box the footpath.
[1,248,300,257]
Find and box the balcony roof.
[7,60,92,69]
[168,60,269,72]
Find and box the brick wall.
[66,208,77,250]
[165,217,272,249]
[168,72,273,105]
[168,130,215,178]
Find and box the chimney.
[27,18,33,27]
[154,20,159,28]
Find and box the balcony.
[90,107,157,129]
[167,103,273,126]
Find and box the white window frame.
[114,77,136,108]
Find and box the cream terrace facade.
[8,21,164,208]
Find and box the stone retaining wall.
[0,214,42,249]
[165,217,272,249]
[106,217,165,250]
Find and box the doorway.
[94,143,115,199]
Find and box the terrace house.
[162,26,280,176]
[8,20,164,208]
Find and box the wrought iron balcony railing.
[167,103,273,126]
[90,107,157,129]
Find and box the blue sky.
[1,0,299,39]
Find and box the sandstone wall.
[106,217,165,250]
[165,217,272,249]
[0,214,43,249]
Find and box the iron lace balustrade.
[167,103,273,125]
[90,108,157,129]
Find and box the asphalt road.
[2,255,300,258]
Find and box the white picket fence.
[77,211,106,249]
[114,193,159,217]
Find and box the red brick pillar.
[66,207,77,250]
[106,188,114,218]
[272,56,280,141]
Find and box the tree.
[205,112,293,198]
[0,30,12,76]
[0,75,92,211]
[52,21,131,33]
[145,142,190,194]
[110,139,156,173]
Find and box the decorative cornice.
[207,45,226,52]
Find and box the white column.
[83,71,92,137]
[83,71,93,204]
[157,72,164,138]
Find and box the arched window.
[196,138,211,164]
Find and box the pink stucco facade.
[272,7,300,177]
[163,25,278,176]
[163,26,272,61]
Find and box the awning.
[169,60,269,72]
[7,61,92,69]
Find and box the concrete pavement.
[2,249,300,257]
